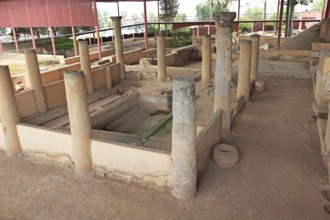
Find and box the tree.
[285,0,313,37]
[33,28,49,38]
[208,0,231,13]
[148,11,157,23]
[245,7,264,20]
[311,0,324,11]
[131,13,140,32]
[196,3,212,21]
[160,0,179,22]
[98,9,112,29]
[175,12,187,22]
[0,28,7,35]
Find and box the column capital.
[213,12,236,28]
[110,16,122,21]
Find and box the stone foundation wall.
[15,90,37,118]
[196,109,223,174]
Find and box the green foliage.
[148,11,157,23]
[245,7,263,20]
[208,0,230,13]
[165,37,192,48]
[175,12,187,22]
[292,0,313,6]
[196,0,231,20]
[239,17,252,32]
[0,28,7,35]
[33,28,49,38]
[98,9,112,29]
[54,27,72,36]
[147,25,158,36]
[55,37,75,50]
[311,0,324,11]
[196,3,212,21]
[159,27,191,47]
[160,0,180,21]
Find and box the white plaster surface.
[91,139,171,186]
[17,124,73,157]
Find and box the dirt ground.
[0,74,328,219]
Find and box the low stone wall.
[311,42,330,51]
[64,49,116,65]
[44,80,66,109]
[196,109,223,174]
[108,48,157,65]
[171,44,200,66]
[41,63,81,85]
[91,91,139,129]
[239,36,290,48]
[166,53,176,66]
[15,90,37,118]
[17,124,73,162]
[92,139,171,188]
[0,123,172,188]
[92,63,121,90]
[263,49,311,60]
[139,90,171,110]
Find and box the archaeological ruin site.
[1,0,330,218]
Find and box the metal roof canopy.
[0,0,96,28]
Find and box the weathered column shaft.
[213,12,236,137]
[157,35,167,81]
[0,66,22,156]
[24,49,48,113]
[192,28,197,44]
[78,41,94,95]
[202,35,212,84]
[237,40,252,103]
[64,71,92,173]
[171,76,197,199]
[111,16,125,79]
[250,34,260,81]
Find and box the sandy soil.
[0,75,328,219]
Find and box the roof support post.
[12,28,19,54]
[50,27,56,57]
[237,0,240,38]
[72,27,78,56]
[158,0,160,35]
[277,0,285,49]
[0,39,3,55]
[143,0,148,50]
[93,0,102,60]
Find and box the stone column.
[0,66,22,156]
[213,12,236,137]
[237,40,252,103]
[24,49,48,113]
[250,34,260,82]
[192,28,197,44]
[78,41,94,95]
[64,71,92,173]
[157,35,167,81]
[202,35,212,84]
[111,16,125,79]
[171,76,197,199]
